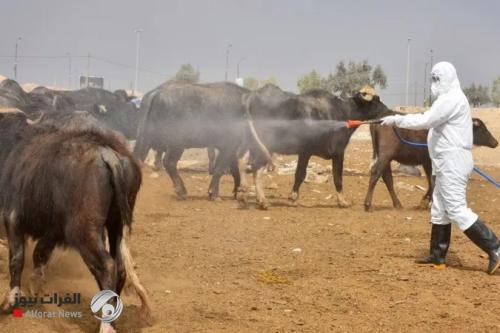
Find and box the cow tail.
[134,90,158,161]
[120,239,154,324]
[101,149,153,324]
[242,94,274,167]
[369,124,378,170]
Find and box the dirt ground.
[1,111,500,333]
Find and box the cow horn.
[27,113,44,125]
[359,85,376,101]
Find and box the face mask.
[430,74,440,97]
[431,82,439,97]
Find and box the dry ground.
[1,110,500,333]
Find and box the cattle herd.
[0,78,497,332]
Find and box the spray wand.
[346,119,384,129]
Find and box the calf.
[0,109,151,332]
[364,116,498,211]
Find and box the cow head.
[351,86,390,120]
[0,109,30,167]
[473,118,498,148]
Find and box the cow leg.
[332,153,350,207]
[153,150,164,171]
[76,231,116,292]
[76,228,120,333]
[289,153,311,204]
[229,157,241,198]
[236,151,250,207]
[1,212,25,313]
[29,237,57,295]
[364,158,386,211]
[254,167,268,210]
[164,148,187,200]
[106,213,126,296]
[419,161,433,209]
[381,165,403,209]
[208,147,216,175]
[208,150,232,200]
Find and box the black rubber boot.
[464,219,500,275]
[416,224,451,267]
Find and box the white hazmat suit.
[382,62,500,275]
[382,62,477,230]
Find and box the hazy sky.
[1,0,499,106]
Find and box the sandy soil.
[1,111,500,333]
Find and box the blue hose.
[392,127,500,188]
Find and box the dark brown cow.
[0,109,151,332]
[364,115,498,211]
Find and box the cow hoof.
[336,193,351,208]
[99,323,117,333]
[1,287,20,314]
[257,201,269,210]
[288,191,299,203]
[208,192,221,201]
[337,200,351,208]
[395,204,403,210]
[175,189,188,200]
[364,205,372,212]
[236,192,248,207]
[418,199,431,210]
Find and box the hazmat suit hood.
[431,62,461,97]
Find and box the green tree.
[491,77,500,107]
[463,83,491,107]
[261,75,278,87]
[172,63,200,83]
[243,76,259,90]
[324,60,387,97]
[297,70,324,94]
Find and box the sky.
[0,0,499,107]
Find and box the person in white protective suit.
[381,61,500,274]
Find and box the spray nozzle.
[346,119,384,128]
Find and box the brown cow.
[0,109,151,332]
[364,115,498,211]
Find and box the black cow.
[364,116,498,211]
[240,85,390,209]
[31,87,140,139]
[0,80,71,118]
[0,109,151,330]
[134,82,249,200]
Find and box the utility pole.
[86,53,90,88]
[405,37,411,106]
[224,43,232,81]
[237,57,245,78]
[414,81,418,106]
[134,29,143,95]
[14,37,21,80]
[67,53,72,89]
[423,62,428,106]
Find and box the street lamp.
[134,29,143,95]
[405,37,411,106]
[236,57,245,78]
[224,43,232,81]
[66,52,72,89]
[14,37,22,80]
